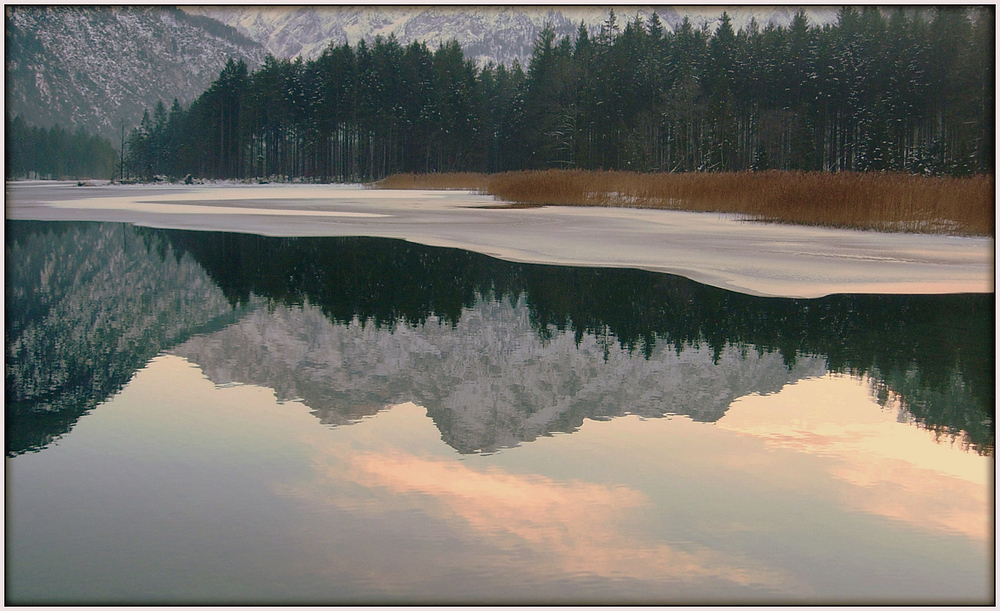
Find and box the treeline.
[125,6,993,182]
[6,114,119,180]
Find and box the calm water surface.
[5,221,994,604]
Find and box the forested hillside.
[123,7,993,181]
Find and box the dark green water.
[5,220,994,604]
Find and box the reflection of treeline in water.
[5,221,239,456]
[157,229,993,454]
[9,221,989,456]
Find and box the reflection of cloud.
[719,375,991,542]
[828,459,991,542]
[274,403,793,591]
[335,449,786,588]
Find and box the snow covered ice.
[5,180,993,299]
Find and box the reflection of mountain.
[5,222,236,455]
[172,299,828,453]
[7,222,992,457]
[161,229,993,455]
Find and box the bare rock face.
[172,297,828,454]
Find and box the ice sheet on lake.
[6,181,993,299]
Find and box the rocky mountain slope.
[5,6,265,141]
[184,5,840,66]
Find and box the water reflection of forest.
[6,221,993,456]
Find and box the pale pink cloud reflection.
[338,447,788,588]
[717,374,992,542]
[279,398,790,591]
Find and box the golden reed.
[375,170,994,237]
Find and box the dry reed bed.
[375,170,994,237]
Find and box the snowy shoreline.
[5,180,994,299]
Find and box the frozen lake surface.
[6,180,993,298]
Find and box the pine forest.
[6,114,119,180]
[115,7,995,181]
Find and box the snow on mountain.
[183,5,841,66]
[5,6,265,141]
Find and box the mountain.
[183,5,841,67]
[5,6,265,141]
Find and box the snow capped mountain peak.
[183,6,840,66]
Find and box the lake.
[5,219,994,604]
